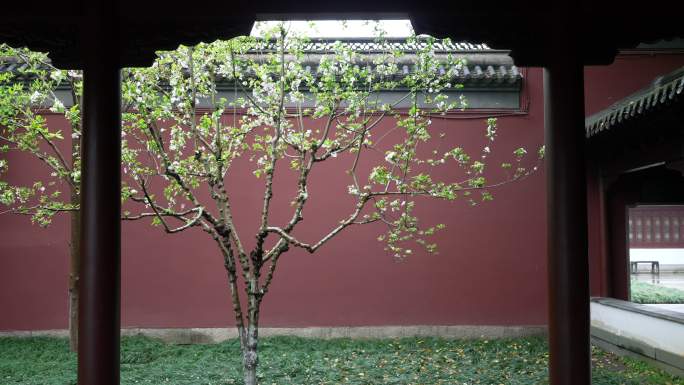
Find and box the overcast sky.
[250,20,415,38]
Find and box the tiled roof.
[237,38,517,86]
[289,63,521,86]
[255,38,492,53]
[0,63,522,90]
[0,57,36,74]
[585,66,684,138]
[1,39,520,88]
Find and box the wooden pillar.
[544,38,591,384]
[78,2,121,385]
[606,184,632,300]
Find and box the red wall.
[3,53,683,331]
[1,69,548,330]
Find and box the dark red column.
[544,40,592,384]
[78,2,121,385]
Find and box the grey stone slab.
[30,330,69,338]
[591,326,657,359]
[0,326,546,343]
[590,326,621,346]
[655,348,684,370]
[646,304,684,314]
[613,333,656,359]
[592,337,684,378]
[0,330,32,338]
[591,297,684,325]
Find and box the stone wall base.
[0,325,547,344]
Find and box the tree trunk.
[242,325,259,385]
[68,133,81,352]
[243,288,260,385]
[68,188,81,351]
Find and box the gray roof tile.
[585,66,684,138]
[1,39,520,88]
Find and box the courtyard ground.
[1,335,682,385]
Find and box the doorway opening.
[628,205,684,313]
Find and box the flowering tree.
[0,46,83,350]
[1,22,542,384]
[118,26,542,385]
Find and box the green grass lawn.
[0,336,681,385]
[631,280,684,304]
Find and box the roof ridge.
[585,65,684,138]
[248,37,494,52]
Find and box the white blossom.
[49,99,65,113]
[385,151,397,164]
[30,91,42,103]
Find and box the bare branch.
[254,31,288,264]
[139,181,204,233]
[37,130,73,179]
[0,205,77,216]
[265,195,371,253]
[0,134,73,187]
